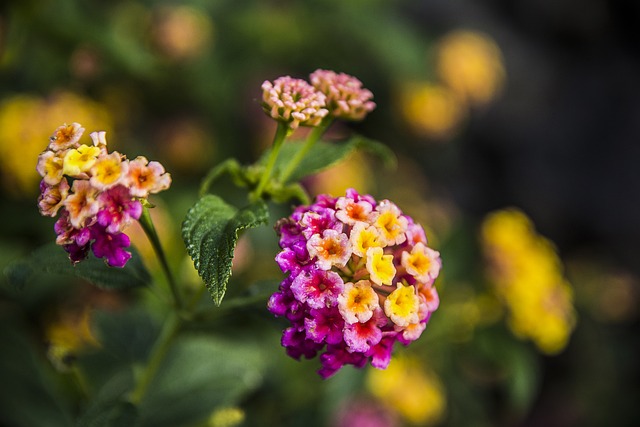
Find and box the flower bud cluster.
[261,70,376,129]
[269,189,441,378]
[310,69,377,121]
[36,123,171,267]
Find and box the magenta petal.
[291,268,343,309]
[366,336,396,369]
[343,318,383,353]
[90,225,132,268]
[96,185,141,234]
[282,326,321,360]
[64,242,90,264]
[305,307,344,345]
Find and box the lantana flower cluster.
[268,189,441,378]
[261,69,376,129]
[36,123,171,267]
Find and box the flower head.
[36,123,171,267]
[384,284,421,327]
[350,222,382,258]
[373,201,408,246]
[291,268,344,310]
[270,189,442,378]
[261,76,329,129]
[96,185,143,234]
[49,122,84,151]
[37,150,65,186]
[307,229,352,270]
[126,156,172,198]
[90,152,127,190]
[310,69,376,121]
[335,195,375,225]
[366,247,397,286]
[401,242,441,285]
[338,280,380,324]
[64,180,100,228]
[90,225,132,268]
[343,308,385,352]
[38,179,70,217]
[63,144,101,177]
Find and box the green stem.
[198,159,243,198]
[279,117,333,184]
[129,311,180,405]
[138,206,183,310]
[70,365,90,401]
[252,121,289,200]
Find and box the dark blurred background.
[1,0,639,426]
[416,0,640,274]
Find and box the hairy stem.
[252,121,289,200]
[279,117,333,184]
[129,311,180,405]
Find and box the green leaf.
[260,134,397,184]
[0,322,74,427]
[76,371,138,427]
[504,341,540,414]
[181,195,269,306]
[3,243,151,291]
[137,335,266,427]
[91,309,160,365]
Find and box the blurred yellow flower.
[0,92,112,196]
[367,354,446,425]
[208,406,245,427]
[399,82,465,139]
[45,306,99,371]
[436,30,505,105]
[481,209,576,354]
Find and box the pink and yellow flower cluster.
[36,123,171,267]
[261,69,376,129]
[268,189,441,378]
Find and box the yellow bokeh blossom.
[45,307,99,371]
[0,92,112,196]
[367,354,446,425]
[481,208,577,354]
[399,82,465,139]
[208,407,245,427]
[436,29,505,105]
